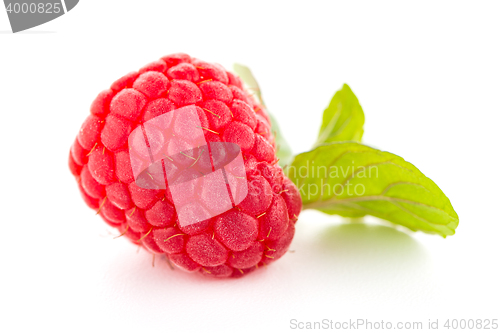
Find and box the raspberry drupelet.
[69,53,302,278]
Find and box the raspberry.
[145,200,175,227]
[88,145,116,185]
[238,175,273,215]
[214,211,259,251]
[105,183,133,210]
[222,122,255,152]
[228,242,264,269]
[186,232,229,266]
[101,114,133,151]
[78,115,102,150]
[258,195,290,241]
[69,53,302,278]
[153,228,186,254]
[126,208,151,233]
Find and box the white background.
[1,1,499,332]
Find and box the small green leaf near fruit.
[287,142,458,237]
[315,83,365,145]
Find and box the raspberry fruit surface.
[69,53,302,278]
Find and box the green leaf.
[233,63,293,167]
[233,63,265,106]
[286,142,459,237]
[267,112,294,167]
[315,84,365,146]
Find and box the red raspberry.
[69,53,302,278]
